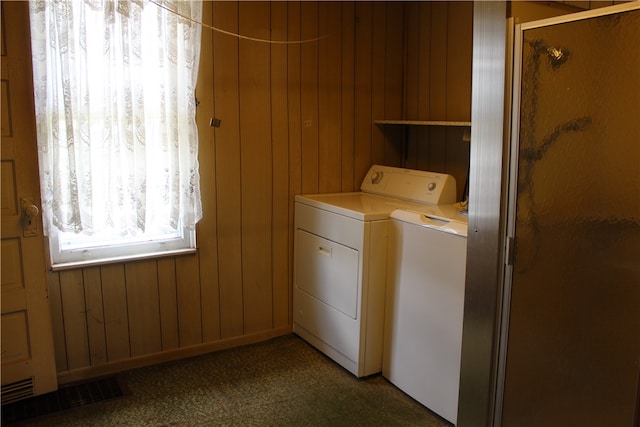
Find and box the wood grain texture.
[196,0,221,344]
[125,261,161,357]
[341,2,356,192]
[318,2,343,194]
[300,1,319,195]
[46,272,68,372]
[270,1,290,329]
[59,270,90,370]
[353,2,374,187]
[176,254,202,345]
[100,264,131,362]
[82,267,107,366]
[213,1,244,339]
[239,1,273,334]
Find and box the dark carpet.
[5,334,450,426]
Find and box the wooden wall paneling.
[287,1,302,328]
[382,2,405,167]
[353,2,373,186]
[300,1,319,195]
[58,270,90,370]
[287,0,302,200]
[318,2,342,193]
[370,2,387,166]
[446,132,471,201]
[100,264,131,362]
[417,2,432,119]
[429,2,449,121]
[82,267,107,365]
[445,1,473,200]
[270,1,290,329]
[46,272,68,372]
[403,127,417,170]
[341,2,356,192]
[415,2,433,171]
[212,1,244,338]
[175,254,203,346]
[156,258,179,350]
[446,1,473,121]
[404,2,420,120]
[196,0,221,344]
[427,2,449,173]
[287,1,302,201]
[239,1,273,333]
[124,260,161,356]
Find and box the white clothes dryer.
[293,165,457,377]
[383,206,468,425]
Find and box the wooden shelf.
[374,120,471,127]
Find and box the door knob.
[23,203,39,220]
[21,198,40,237]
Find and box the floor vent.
[1,378,34,405]
[1,377,125,425]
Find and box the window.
[29,0,203,269]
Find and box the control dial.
[370,171,384,184]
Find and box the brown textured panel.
[125,261,161,357]
[239,0,273,334]
[213,1,244,339]
[1,160,17,216]
[1,311,30,363]
[300,1,319,195]
[47,272,68,372]
[195,0,221,343]
[318,1,343,194]
[59,270,91,370]
[270,1,290,329]
[82,267,107,365]
[370,2,386,166]
[100,264,130,362]
[353,2,373,186]
[340,2,356,192]
[1,80,13,137]
[157,258,179,350]
[0,238,22,294]
[176,254,202,346]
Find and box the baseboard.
[56,326,292,385]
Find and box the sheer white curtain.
[29,0,202,238]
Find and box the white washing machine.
[293,165,457,377]
[383,206,468,425]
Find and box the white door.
[1,1,57,403]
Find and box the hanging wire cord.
[149,0,328,44]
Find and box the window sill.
[49,248,198,272]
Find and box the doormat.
[1,376,126,424]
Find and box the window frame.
[47,227,197,271]
[29,0,203,270]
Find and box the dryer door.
[295,230,358,319]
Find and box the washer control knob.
[428,182,437,191]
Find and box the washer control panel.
[360,165,456,205]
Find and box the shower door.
[500,4,640,427]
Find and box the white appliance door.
[384,216,467,425]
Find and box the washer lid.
[361,165,457,205]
